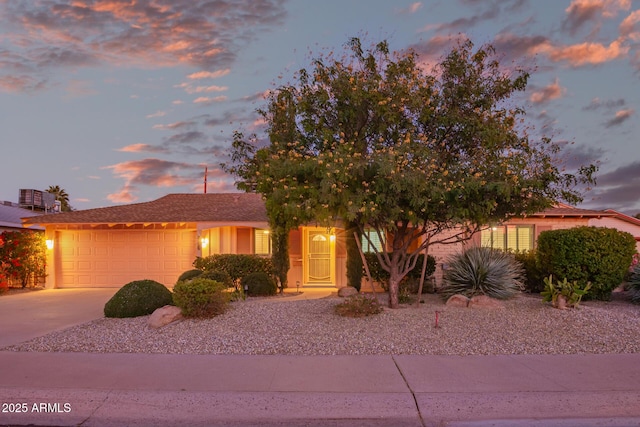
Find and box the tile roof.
[23,193,268,225]
[530,204,614,218]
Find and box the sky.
[1,0,639,215]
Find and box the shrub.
[176,269,203,284]
[334,294,383,317]
[199,270,233,288]
[536,226,636,300]
[363,252,436,292]
[104,279,173,318]
[541,275,592,309]
[440,247,524,300]
[193,254,273,286]
[629,263,640,304]
[173,278,229,318]
[512,249,545,293]
[242,272,277,296]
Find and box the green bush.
[363,252,436,292]
[176,269,203,284]
[104,279,173,318]
[440,247,524,300]
[334,294,383,317]
[536,226,636,300]
[173,278,229,318]
[628,263,640,304]
[242,272,277,296]
[541,275,592,309]
[512,250,545,293]
[193,254,273,286]
[199,270,234,288]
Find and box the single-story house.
[23,194,623,289]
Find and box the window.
[361,229,383,253]
[254,229,271,255]
[481,225,533,252]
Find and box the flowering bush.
[0,231,46,288]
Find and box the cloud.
[187,69,231,79]
[396,2,422,15]
[429,4,500,33]
[165,131,207,145]
[64,79,98,98]
[145,110,166,119]
[529,78,566,104]
[542,39,629,66]
[193,95,228,104]
[117,143,168,153]
[604,108,634,127]
[562,0,631,35]
[0,0,287,93]
[104,158,203,202]
[580,160,640,214]
[152,120,197,130]
[174,82,228,94]
[582,97,626,111]
[620,9,640,40]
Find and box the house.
[23,194,619,289]
[0,202,44,233]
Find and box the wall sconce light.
[46,239,54,250]
[329,233,336,242]
[200,237,209,249]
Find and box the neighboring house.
[23,194,616,289]
[589,209,640,253]
[0,202,44,232]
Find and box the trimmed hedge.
[176,269,204,284]
[173,278,229,318]
[536,226,636,300]
[242,272,277,296]
[104,279,173,318]
[193,254,273,285]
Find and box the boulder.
[338,286,359,298]
[445,294,469,307]
[468,295,505,309]
[148,305,183,329]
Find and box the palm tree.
[46,185,72,212]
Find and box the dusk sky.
[1,0,639,214]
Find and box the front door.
[304,228,335,286]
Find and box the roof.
[1,203,44,230]
[529,204,614,219]
[604,209,640,227]
[23,193,268,225]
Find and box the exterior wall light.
[200,237,209,249]
[46,239,54,250]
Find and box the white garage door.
[56,229,196,288]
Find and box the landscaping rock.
[148,305,183,329]
[469,295,505,309]
[446,294,469,307]
[338,286,359,298]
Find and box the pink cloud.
[187,69,231,79]
[0,0,287,92]
[605,108,635,127]
[529,78,566,104]
[620,10,640,40]
[396,2,422,14]
[538,39,629,66]
[117,143,166,153]
[563,0,631,34]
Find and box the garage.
[55,228,196,288]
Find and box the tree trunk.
[388,275,401,309]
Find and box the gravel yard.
[4,293,640,356]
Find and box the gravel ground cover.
[4,293,640,356]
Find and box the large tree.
[226,38,595,308]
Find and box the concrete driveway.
[0,288,115,348]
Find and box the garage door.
[55,229,196,288]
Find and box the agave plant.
[440,246,525,300]
[629,263,640,304]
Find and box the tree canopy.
[225,37,595,308]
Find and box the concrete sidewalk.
[1,351,640,426]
